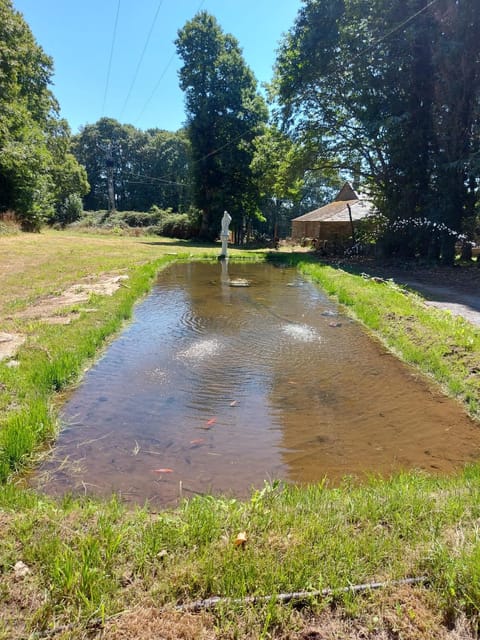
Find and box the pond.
[33,261,480,505]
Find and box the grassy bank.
[295,257,480,418]
[1,232,480,638]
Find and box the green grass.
[0,255,180,480]
[294,257,480,418]
[1,233,480,638]
[2,471,480,637]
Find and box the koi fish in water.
[200,417,217,429]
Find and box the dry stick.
[175,576,429,612]
[29,577,429,638]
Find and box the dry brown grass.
[95,587,476,640]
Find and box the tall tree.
[250,124,341,237]
[274,0,480,261]
[176,12,268,240]
[128,129,193,212]
[0,0,88,230]
[73,119,192,212]
[431,0,480,258]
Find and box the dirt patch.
[0,332,25,361]
[0,546,44,640]
[94,587,475,640]
[15,273,129,324]
[99,607,216,639]
[290,586,473,640]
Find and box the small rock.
[13,561,31,579]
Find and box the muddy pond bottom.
[33,261,480,505]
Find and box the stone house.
[291,183,374,245]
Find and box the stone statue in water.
[219,210,232,259]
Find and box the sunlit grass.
[296,258,480,418]
[2,471,480,636]
[1,233,480,637]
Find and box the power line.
[119,0,165,120]
[134,0,206,126]
[134,51,176,125]
[101,0,122,117]
[119,0,442,186]
[349,0,441,64]
[125,171,190,188]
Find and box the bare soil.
[0,332,25,361]
[75,587,478,639]
[0,273,129,361]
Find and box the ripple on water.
[179,309,205,334]
[177,338,221,360]
[281,323,323,343]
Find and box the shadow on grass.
[140,239,217,249]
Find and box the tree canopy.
[72,118,193,213]
[0,0,88,230]
[274,0,480,261]
[176,12,268,240]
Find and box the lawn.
[1,230,480,639]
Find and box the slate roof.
[292,183,374,223]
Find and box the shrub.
[155,211,201,239]
[54,193,84,227]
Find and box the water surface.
[34,261,480,504]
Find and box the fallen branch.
[29,576,429,637]
[176,576,429,612]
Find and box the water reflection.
[32,262,480,505]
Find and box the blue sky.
[13,0,303,134]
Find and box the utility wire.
[134,51,176,125]
[123,0,441,186]
[119,0,165,120]
[349,0,441,64]
[125,172,189,188]
[177,0,442,170]
[101,0,122,117]
[134,0,206,126]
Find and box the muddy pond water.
[34,261,480,505]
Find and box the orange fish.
[152,468,174,474]
[206,418,217,426]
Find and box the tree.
[250,124,341,238]
[430,0,480,260]
[128,129,193,212]
[273,0,480,261]
[176,12,268,240]
[73,119,192,212]
[0,0,88,230]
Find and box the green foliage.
[72,119,193,213]
[69,206,201,239]
[54,193,84,227]
[152,211,201,239]
[176,12,268,240]
[274,0,480,261]
[0,1,89,231]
